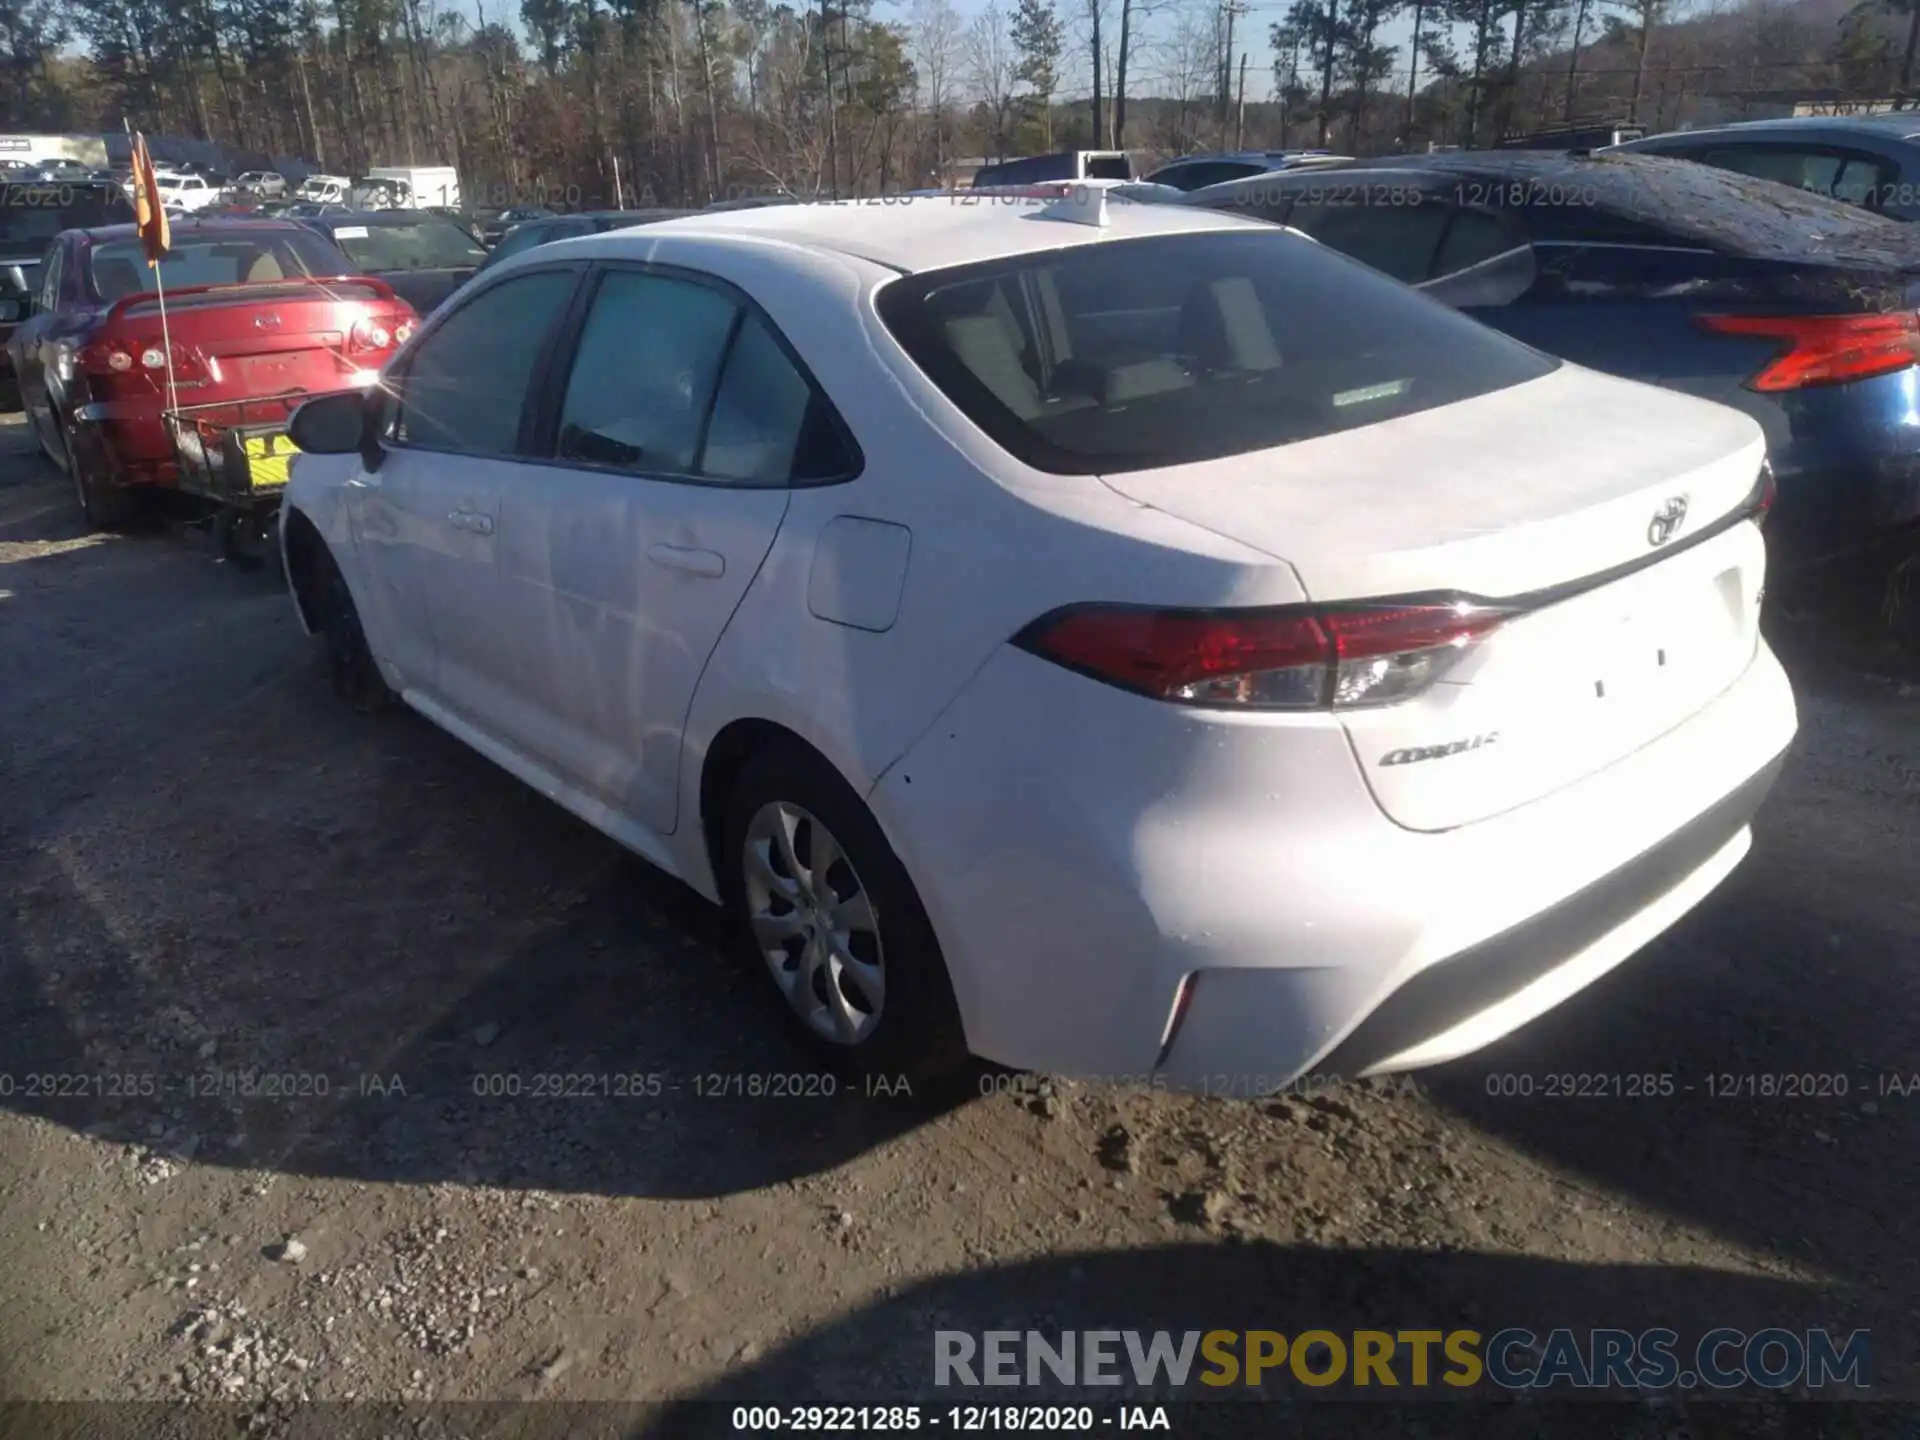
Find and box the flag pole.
[154,253,177,424]
[132,131,178,428]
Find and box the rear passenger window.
[1434,208,1530,277]
[1697,146,1891,208]
[556,271,738,474]
[554,268,857,485]
[702,314,857,485]
[1284,198,1451,283]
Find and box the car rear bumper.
[869,637,1796,1090]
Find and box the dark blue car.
[1612,113,1920,222]
[1184,151,1920,593]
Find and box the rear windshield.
[0,184,133,249]
[975,156,1074,187]
[89,231,357,301]
[876,229,1558,475]
[327,218,488,271]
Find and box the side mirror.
[288,388,379,460]
[0,298,23,323]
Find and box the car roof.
[599,194,1261,273]
[1623,114,1920,144]
[1155,150,1326,166]
[1204,150,1920,270]
[305,209,460,226]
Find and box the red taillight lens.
[348,317,392,354]
[1015,601,1515,710]
[79,341,133,374]
[1697,311,1920,391]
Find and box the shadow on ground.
[0,462,1915,1365]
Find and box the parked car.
[424,206,488,245]
[276,198,1792,1090]
[26,158,96,182]
[294,174,352,205]
[1142,150,1347,191]
[156,171,222,213]
[481,206,555,247]
[292,209,489,315]
[0,180,135,388]
[281,200,351,219]
[235,170,288,197]
[1610,114,1920,221]
[1183,150,1920,586]
[474,208,695,273]
[6,218,416,528]
[971,150,1133,186]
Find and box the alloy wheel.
[741,801,886,1045]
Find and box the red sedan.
[7,218,419,528]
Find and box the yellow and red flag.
[130,132,171,267]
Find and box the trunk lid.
[1097,363,1771,832]
[93,279,410,406]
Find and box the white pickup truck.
[155,171,222,213]
[294,174,351,204]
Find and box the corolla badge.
[1647,495,1689,547]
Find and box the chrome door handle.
[646,543,725,578]
[448,509,494,535]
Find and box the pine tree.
[1008,0,1062,149]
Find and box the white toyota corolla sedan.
[279,190,1796,1092]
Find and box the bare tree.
[966,0,1017,158]
[1158,6,1222,151]
[910,0,962,178]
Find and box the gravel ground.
[1,411,1917,1432]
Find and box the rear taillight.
[347,317,392,354]
[347,311,415,357]
[1697,311,1920,391]
[1014,600,1517,710]
[80,339,183,375]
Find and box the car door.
[15,240,65,451]
[345,264,584,715]
[491,263,855,833]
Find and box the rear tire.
[315,549,398,713]
[62,417,139,532]
[719,740,969,1091]
[214,505,276,571]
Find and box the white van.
[363,166,461,209]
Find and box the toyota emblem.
[1647,496,1689,547]
[254,312,282,330]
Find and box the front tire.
[720,742,968,1089]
